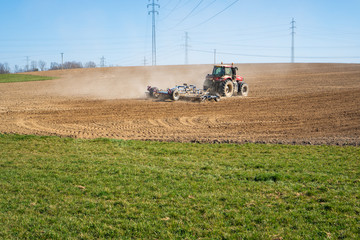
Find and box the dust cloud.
[49,65,211,99]
[36,63,317,100]
[28,63,351,100]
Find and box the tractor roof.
[214,64,234,68]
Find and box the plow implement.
[146,84,220,102]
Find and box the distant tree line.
[0,63,10,74]
[0,60,98,74]
[49,61,96,70]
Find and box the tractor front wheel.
[220,80,234,97]
[239,83,249,96]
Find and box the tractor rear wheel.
[220,80,234,97]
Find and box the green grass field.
[0,134,359,239]
[0,74,56,83]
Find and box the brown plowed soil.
[1,63,359,145]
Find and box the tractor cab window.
[213,66,225,76]
[225,67,232,76]
[232,67,237,75]
[231,67,237,79]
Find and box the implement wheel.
[149,87,159,98]
[170,89,180,101]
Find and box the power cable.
[186,0,239,29]
[186,0,217,18]
[161,0,175,9]
[159,0,182,21]
[175,0,204,27]
[295,56,360,59]
[163,0,204,30]
[190,49,360,59]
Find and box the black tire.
[239,83,249,97]
[214,96,221,102]
[220,79,234,97]
[170,89,180,101]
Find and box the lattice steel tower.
[148,0,160,66]
[185,32,189,65]
[291,18,296,63]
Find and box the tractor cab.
[212,66,225,76]
[212,65,238,80]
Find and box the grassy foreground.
[0,74,55,83]
[0,134,359,239]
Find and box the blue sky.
[0,0,359,71]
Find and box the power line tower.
[143,56,148,66]
[290,18,296,63]
[100,56,105,67]
[184,32,189,64]
[214,49,216,64]
[61,53,64,69]
[147,0,160,66]
[25,56,29,72]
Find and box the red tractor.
[203,64,248,97]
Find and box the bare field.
[1,63,359,145]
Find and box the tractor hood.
[206,74,244,82]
